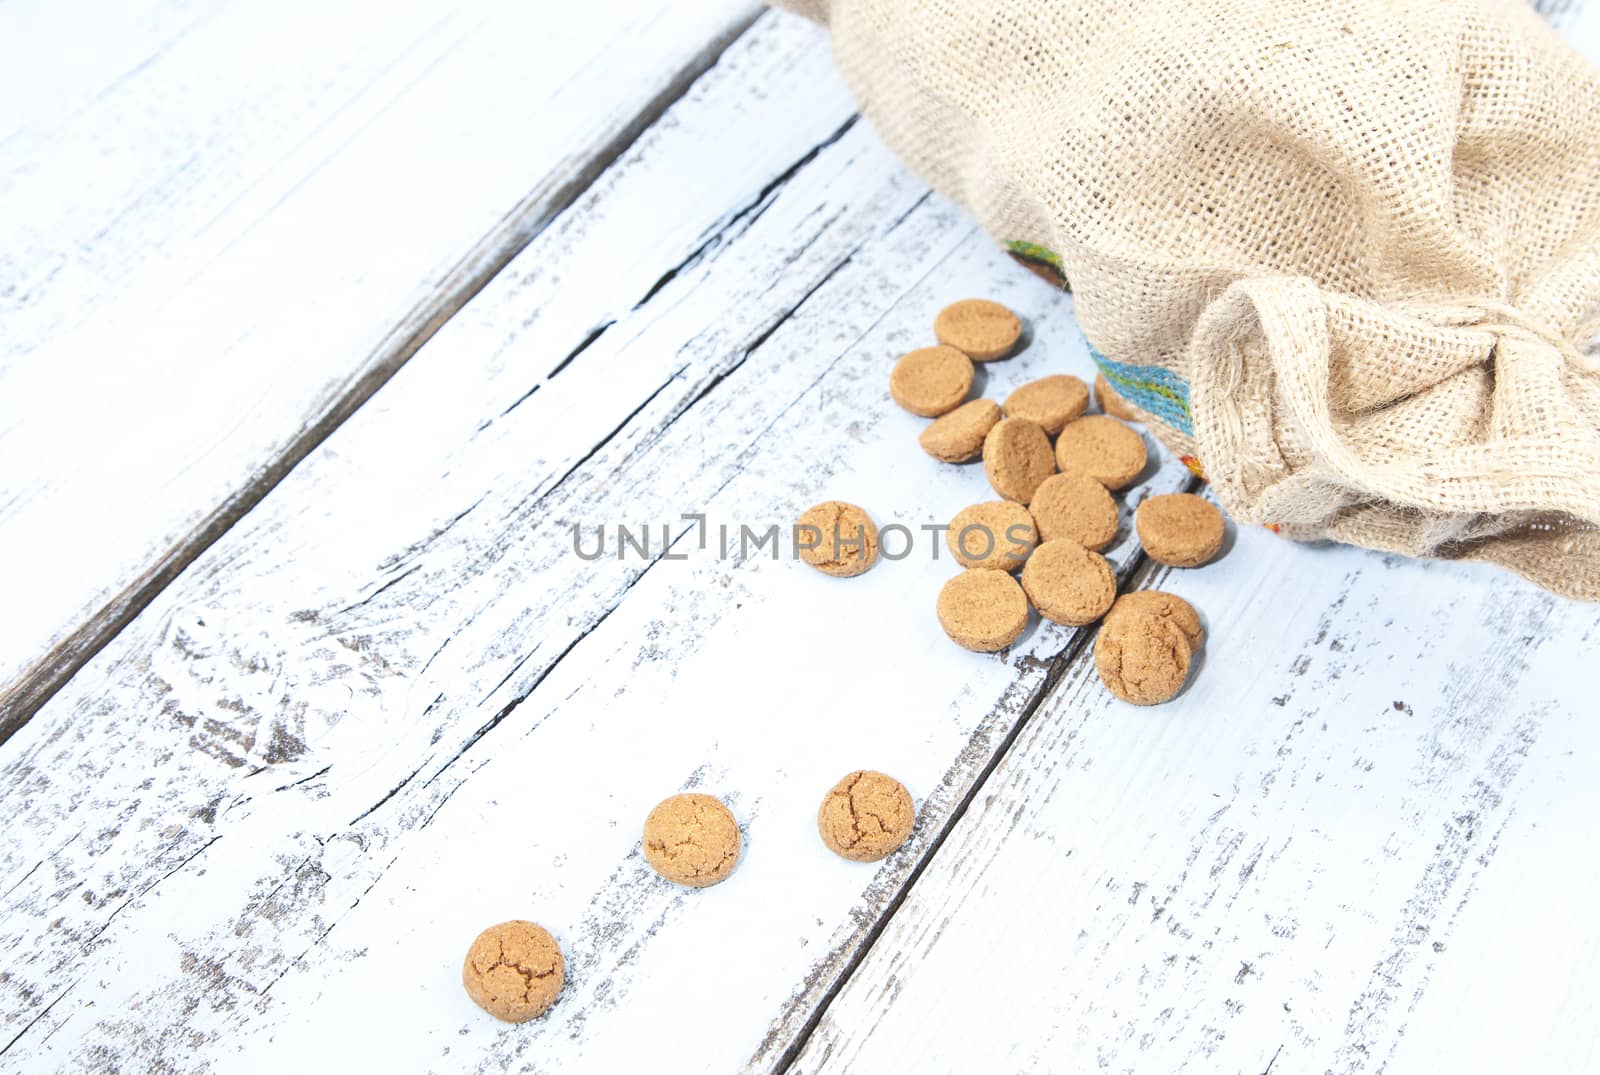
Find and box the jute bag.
[776,0,1600,599]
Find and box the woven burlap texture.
[776,0,1600,599]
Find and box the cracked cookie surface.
[461,920,565,1022]
[1104,589,1204,650]
[936,568,1030,652]
[1004,374,1088,435]
[642,792,742,887]
[890,344,974,416]
[795,500,879,578]
[1019,538,1116,626]
[919,398,1001,462]
[1095,611,1192,705]
[933,298,1022,361]
[817,770,916,862]
[983,417,1056,503]
[947,500,1036,571]
[1135,493,1225,567]
[1055,415,1147,490]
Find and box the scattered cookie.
[462,920,565,1023]
[937,569,1030,652]
[983,417,1056,502]
[1094,372,1140,421]
[642,793,742,887]
[1135,493,1225,567]
[1104,590,1204,650]
[1055,415,1147,490]
[1095,612,1191,705]
[1019,538,1116,626]
[817,770,916,862]
[919,398,1001,462]
[1003,374,1089,435]
[890,345,974,416]
[934,298,1022,361]
[947,500,1036,571]
[795,501,879,577]
[1029,472,1118,552]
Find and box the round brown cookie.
[918,398,1001,462]
[817,770,916,862]
[642,793,742,887]
[1054,415,1147,490]
[462,920,565,1023]
[1003,374,1089,435]
[934,299,1022,361]
[1094,372,1141,421]
[795,501,879,578]
[982,417,1056,503]
[890,345,974,416]
[1135,494,1225,567]
[947,500,1037,572]
[1028,472,1118,552]
[936,569,1029,652]
[1019,538,1116,626]
[1095,613,1191,705]
[1104,590,1204,650]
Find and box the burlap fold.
[776,0,1600,598]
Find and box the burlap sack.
[776,0,1600,599]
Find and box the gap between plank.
[0,11,763,746]
[770,471,1205,1074]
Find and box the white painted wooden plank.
[0,17,1197,1066]
[9,5,1591,1073]
[783,9,1600,1071]
[787,517,1600,1075]
[0,0,756,726]
[1538,0,1600,65]
[0,16,1164,1070]
[222,246,1191,1075]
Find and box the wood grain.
[0,16,1191,1070]
[787,514,1600,1074]
[7,3,1598,1072]
[0,0,758,737]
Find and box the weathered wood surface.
[1542,0,1600,63]
[5,4,1600,1074]
[0,15,1193,1071]
[790,527,1600,1075]
[784,12,1600,1071]
[0,0,757,734]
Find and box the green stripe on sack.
[1002,238,1191,435]
[1004,240,1067,289]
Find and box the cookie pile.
[461,773,917,1023]
[798,298,1228,708]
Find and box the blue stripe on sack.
[1089,348,1194,436]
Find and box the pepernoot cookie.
[934,299,1022,361]
[1003,374,1089,435]
[1055,415,1147,490]
[1094,372,1141,421]
[919,398,1001,462]
[1104,590,1204,650]
[937,569,1029,652]
[890,345,974,416]
[1135,493,1225,567]
[795,501,878,577]
[462,920,565,1023]
[642,793,742,887]
[1029,472,1118,552]
[1095,612,1191,705]
[817,770,916,862]
[983,417,1056,503]
[1019,539,1117,626]
[947,500,1036,571]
